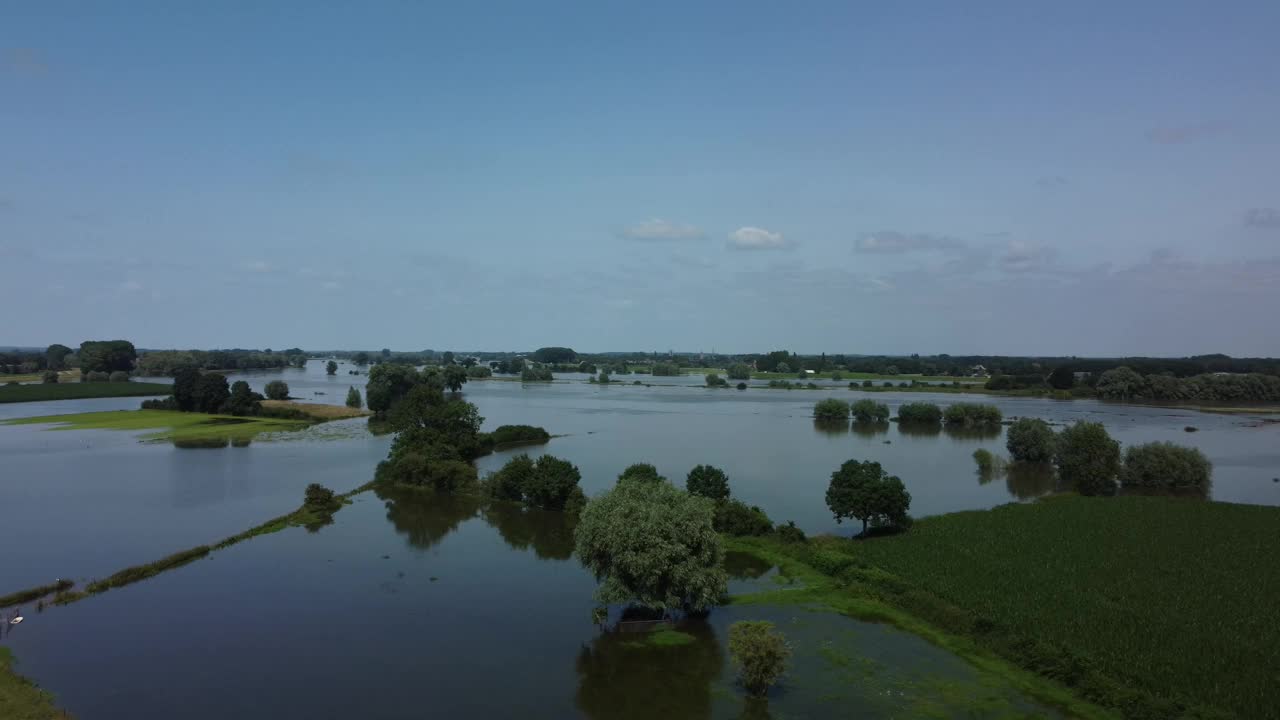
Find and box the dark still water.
[2,491,1059,719]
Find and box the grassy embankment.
[2,409,309,443]
[0,382,172,404]
[0,370,79,384]
[0,648,69,720]
[729,495,1279,720]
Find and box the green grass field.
[0,381,172,403]
[0,648,67,720]
[2,409,310,442]
[741,496,1279,719]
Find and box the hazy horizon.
[3,2,1278,355]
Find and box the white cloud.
[621,218,704,241]
[856,231,963,254]
[727,226,789,251]
[1000,240,1058,273]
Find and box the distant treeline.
[1096,367,1280,402]
[135,349,307,376]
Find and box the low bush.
[943,403,1003,427]
[42,370,60,384]
[85,371,110,382]
[896,402,941,424]
[714,499,773,536]
[973,448,995,471]
[774,520,807,544]
[486,424,551,447]
[736,382,747,390]
[109,371,130,382]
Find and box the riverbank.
[730,495,1279,720]
[0,382,172,404]
[0,370,78,384]
[1,409,310,443]
[0,648,68,720]
[259,400,370,420]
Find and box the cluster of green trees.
[532,346,578,364]
[1,343,78,375]
[1096,366,1280,401]
[997,418,1213,496]
[896,402,943,424]
[813,398,891,423]
[373,381,487,491]
[134,348,305,375]
[366,363,469,415]
[142,370,260,416]
[726,364,752,380]
[521,366,554,382]
[483,454,587,513]
[704,373,729,388]
[943,403,1003,427]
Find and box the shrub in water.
[851,399,889,423]
[264,380,290,400]
[944,403,1003,427]
[1056,422,1120,496]
[813,398,850,420]
[1121,442,1212,492]
[728,621,791,697]
[896,402,942,424]
[1006,418,1057,462]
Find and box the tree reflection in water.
[724,550,772,581]
[482,501,576,560]
[377,484,480,550]
[851,420,890,439]
[575,619,724,720]
[811,418,849,436]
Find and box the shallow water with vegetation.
[1,490,1062,719]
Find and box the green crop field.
[0,381,172,403]
[786,496,1280,719]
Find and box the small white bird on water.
[9,616,22,625]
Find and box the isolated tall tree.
[264,380,290,400]
[686,465,730,501]
[326,360,338,375]
[443,365,469,393]
[172,366,201,411]
[346,386,362,409]
[45,344,73,371]
[825,459,911,535]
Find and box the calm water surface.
[2,491,1059,719]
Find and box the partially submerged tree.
[326,360,339,375]
[264,380,289,400]
[1056,422,1121,496]
[813,398,850,421]
[851,399,889,423]
[1121,442,1212,493]
[728,621,791,697]
[1006,418,1057,462]
[345,385,363,409]
[574,479,727,614]
[825,459,911,535]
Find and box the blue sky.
[2,1,1278,355]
